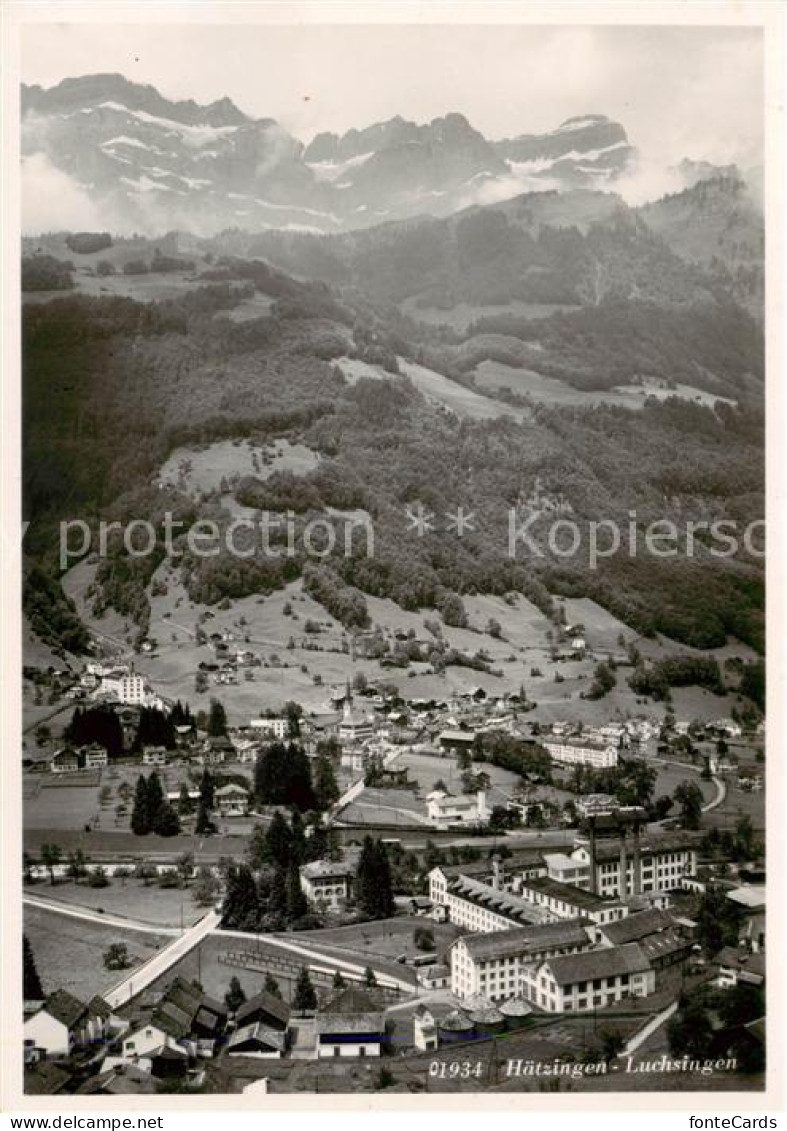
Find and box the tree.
[40,843,62,885]
[103,943,130,971]
[192,866,219,907]
[286,860,308,921]
[23,934,44,1000]
[674,780,704,829]
[314,753,340,810]
[220,864,260,931]
[177,852,195,884]
[264,972,282,999]
[178,784,194,816]
[268,864,288,925]
[207,698,228,737]
[667,996,713,1058]
[293,966,317,1013]
[195,801,215,836]
[364,966,378,987]
[718,982,765,1028]
[332,970,347,990]
[131,775,150,835]
[599,1030,625,1063]
[225,976,247,1014]
[152,802,181,837]
[265,811,293,868]
[355,837,394,920]
[67,849,88,883]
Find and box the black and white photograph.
[3,1,783,1112]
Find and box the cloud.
[22,152,109,234]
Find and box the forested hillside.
[22,221,764,657]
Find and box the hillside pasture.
[157,438,320,496]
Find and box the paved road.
[703,775,727,812]
[23,893,180,936]
[103,909,221,1008]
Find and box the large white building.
[542,737,618,769]
[450,919,593,1002]
[250,716,288,740]
[98,668,146,706]
[522,943,656,1013]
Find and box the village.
[21,637,766,1096]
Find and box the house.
[77,1064,158,1096]
[235,992,290,1032]
[714,947,766,990]
[215,783,250,817]
[50,748,80,775]
[82,743,108,770]
[142,746,168,767]
[739,910,766,954]
[450,919,593,1002]
[314,987,386,1059]
[227,1023,286,1058]
[24,990,90,1057]
[737,764,764,792]
[523,944,656,1013]
[413,1005,438,1052]
[202,736,234,765]
[300,860,354,909]
[23,1062,72,1095]
[426,789,488,827]
[416,963,450,991]
[576,794,619,819]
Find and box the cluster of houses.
[24,975,397,1093]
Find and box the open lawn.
[157,437,320,496]
[23,877,204,927]
[335,356,528,421]
[24,904,170,1003]
[474,361,735,411]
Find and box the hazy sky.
[22,23,763,169]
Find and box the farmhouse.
[142,746,168,767]
[450,919,593,1002]
[522,944,656,1013]
[227,1023,287,1058]
[315,987,386,1059]
[215,783,250,817]
[81,743,108,769]
[24,991,110,1058]
[300,860,354,908]
[50,748,80,774]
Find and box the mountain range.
[22,73,645,234]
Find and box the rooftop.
[543,943,651,986]
[455,918,591,963]
[523,876,618,910]
[599,909,676,946]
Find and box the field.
[399,297,581,332]
[335,356,528,421]
[24,903,170,1003]
[474,360,736,410]
[24,878,203,928]
[157,437,320,496]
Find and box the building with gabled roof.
[314,987,386,1059]
[235,991,290,1032]
[523,942,655,1013]
[227,1023,287,1059]
[450,919,593,1002]
[300,859,354,908]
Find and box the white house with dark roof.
[214,783,250,817]
[523,943,656,1013]
[315,987,386,1058]
[300,859,354,908]
[426,789,488,826]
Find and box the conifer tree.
[131,775,149,835]
[293,966,316,1013]
[286,859,308,921]
[23,934,44,1000]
